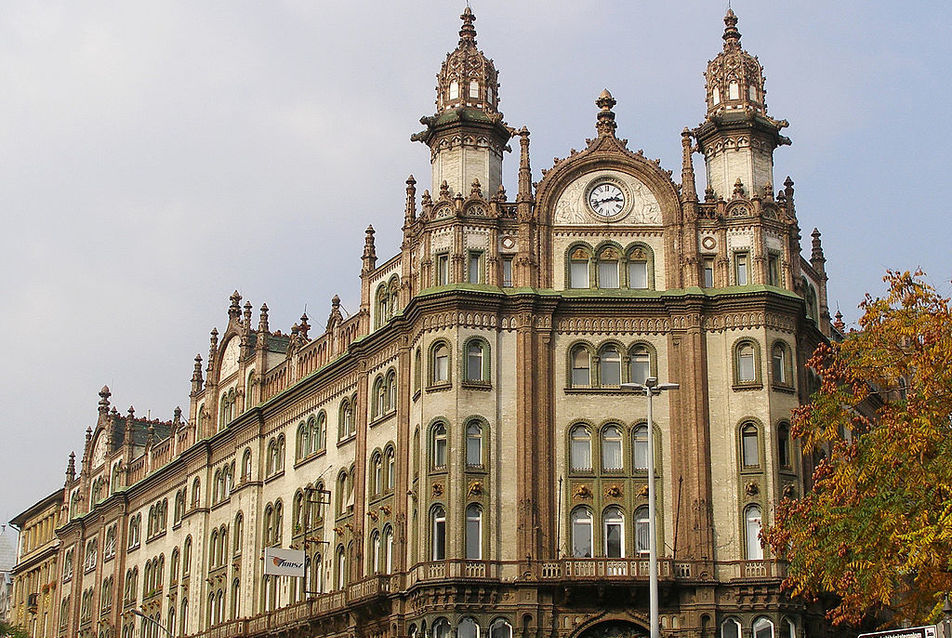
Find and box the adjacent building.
[13,8,842,638]
[7,493,62,637]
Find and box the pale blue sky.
[1,1,949,527]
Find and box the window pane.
[601,426,623,471]
[468,253,481,283]
[466,425,482,466]
[570,428,591,471]
[465,506,481,560]
[742,427,759,467]
[736,254,748,285]
[598,260,619,288]
[434,346,449,383]
[629,349,650,385]
[634,507,650,555]
[437,255,449,285]
[460,619,478,638]
[738,346,755,382]
[604,509,624,558]
[632,426,648,471]
[754,619,773,638]
[433,513,446,560]
[571,348,590,386]
[628,261,648,289]
[502,258,513,287]
[600,348,621,386]
[778,425,790,468]
[467,343,483,381]
[722,620,740,638]
[704,262,714,288]
[571,510,593,558]
[746,507,763,560]
[570,261,589,288]
[772,346,785,383]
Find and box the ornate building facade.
[13,8,842,638]
[8,491,63,637]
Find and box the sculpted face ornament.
[588,182,626,217]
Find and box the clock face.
[588,182,626,217]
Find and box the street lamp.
[621,376,679,638]
[133,608,173,637]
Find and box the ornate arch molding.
[571,614,649,638]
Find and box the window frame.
[463,337,491,385]
[733,339,762,388]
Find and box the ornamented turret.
[412,7,511,197]
[694,10,790,200]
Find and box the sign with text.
[859,626,937,638]
[263,547,305,577]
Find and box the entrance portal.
[577,620,648,638]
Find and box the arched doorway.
[577,620,648,638]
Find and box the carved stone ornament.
[573,484,592,500]
[380,505,392,517]
[605,484,623,498]
[468,480,483,496]
[432,483,444,497]
[554,170,662,226]
[745,481,759,496]
[782,483,797,498]
[639,484,649,497]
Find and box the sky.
[1,1,949,530]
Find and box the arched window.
[385,446,396,491]
[634,505,650,555]
[568,246,591,289]
[431,505,446,560]
[465,504,482,560]
[296,422,309,460]
[314,412,326,451]
[601,424,624,471]
[490,619,513,638]
[465,339,489,383]
[728,80,740,100]
[449,80,459,100]
[372,376,385,419]
[383,526,394,573]
[740,422,761,469]
[571,507,593,558]
[720,618,741,638]
[771,342,792,387]
[466,422,483,467]
[191,478,201,508]
[780,618,796,638]
[276,435,285,472]
[460,618,480,638]
[734,340,759,385]
[234,512,243,554]
[336,545,347,589]
[469,80,479,99]
[570,345,591,387]
[712,86,721,105]
[597,246,620,289]
[570,425,592,472]
[598,344,622,386]
[433,619,451,638]
[414,347,422,392]
[603,506,625,558]
[777,422,792,470]
[628,344,652,385]
[241,448,252,481]
[385,370,397,412]
[627,245,651,289]
[182,537,192,576]
[745,505,764,560]
[431,423,448,469]
[632,424,649,472]
[369,530,381,573]
[338,398,354,440]
[376,284,389,329]
[371,452,383,496]
[753,618,774,638]
[431,342,450,385]
[293,491,306,532]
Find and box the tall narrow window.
[571,507,593,558]
[777,422,791,469]
[469,80,479,99]
[634,506,650,555]
[336,546,346,589]
[370,531,381,573]
[414,348,422,392]
[490,620,513,638]
[712,86,721,105]
[599,345,622,386]
[571,346,591,387]
[598,248,620,289]
[632,424,649,471]
[433,343,449,384]
[502,257,513,287]
[466,423,483,467]
[432,423,447,469]
[468,251,482,284]
[460,618,479,638]
[721,619,741,638]
[772,343,787,385]
[745,505,764,559]
[465,504,482,560]
[629,345,651,385]
[703,258,715,288]
[780,618,796,638]
[466,340,486,382]
[385,447,396,491]
[431,506,446,560]
[436,254,450,286]
[601,425,623,471]
[383,527,394,573]
[569,247,591,288]
[737,342,756,383]
[728,80,740,100]
[570,426,592,472]
[373,377,385,418]
[604,507,625,558]
[753,618,773,638]
[449,81,459,100]
[734,252,749,286]
[741,423,760,468]
[768,253,781,286]
[627,247,649,289]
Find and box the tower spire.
[459,6,477,47]
[722,8,742,50]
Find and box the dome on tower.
[435,7,500,115]
[704,10,767,117]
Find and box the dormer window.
[449,81,459,100]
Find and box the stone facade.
[8,490,62,636]
[14,8,843,638]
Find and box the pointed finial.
[243,301,253,325]
[405,175,417,224]
[228,291,242,319]
[723,8,741,50]
[173,406,182,423]
[85,426,93,444]
[127,406,135,420]
[811,228,825,264]
[595,89,617,137]
[300,312,310,339]
[470,178,482,199]
[258,303,270,333]
[733,178,746,199]
[66,452,76,482]
[439,180,451,200]
[98,385,112,414]
[362,225,377,271]
[517,126,532,203]
[459,6,477,47]
[833,310,845,332]
[681,128,698,202]
[332,295,340,307]
[191,354,204,393]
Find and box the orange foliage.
[763,270,952,626]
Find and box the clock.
[588,182,626,217]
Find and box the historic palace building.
[11,8,841,638]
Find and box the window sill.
[564,387,637,395]
[210,498,231,512]
[461,381,492,391]
[732,383,763,392]
[369,411,396,428]
[337,434,356,447]
[263,470,285,485]
[771,383,796,394]
[294,450,326,470]
[464,465,488,473]
[426,382,453,393]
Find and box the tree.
[0,620,29,638]
[764,270,952,626]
